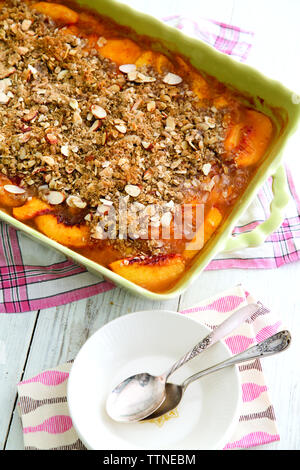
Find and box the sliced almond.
[165,116,176,131]
[57,70,68,80]
[119,64,136,74]
[163,73,182,85]
[61,144,69,157]
[99,198,113,206]
[28,64,38,76]
[91,104,107,119]
[90,119,101,132]
[124,184,141,197]
[46,133,58,145]
[73,111,82,126]
[21,19,32,32]
[22,109,38,122]
[0,78,11,92]
[202,163,212,176]
[0,91,10,104]
[42,156,55,166]
[147,101,156,112]
[45,191,65,205]
[66,195,87,209]
[69,98,79,110]
[97,36,107,48]
[3,185,26,195]
[115,124,127,134]
[141,141,152,150]
[0,67,16,79]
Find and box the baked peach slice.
[224,109,273,167]
[13,197,52,221]
[99,38,142,65]
[135,51,174,73]
[32,2,79,24]
[0,174,27,208]
[109,253,185,291]
[34,214,89,248]
[183,207,223,261]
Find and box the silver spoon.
[106,303,260,422]
[143,330,291,421]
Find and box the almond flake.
[45,191,65,205]
[57,70,68,80]
[66,195,87,208]
[73,111,82,125]
[115,124,127,134]
[141,141,152,150]
[119,64,136,74]
[61,145,69,157]
[0,91,9,104]
[28,64,38,76]
[21,19,32,31]
[91,104,107,119]
[0,78,11,92]
[100,198,113,206]
[147,101,156,112]
[90,119,101,132]
[42,156,55,166]
[69,98,79,110]
[202,163,212,175]
[124,184,141,197]
[0,67,16,79]
[163,73,182,85]
[22,109,38,122]
[165,116,176,131]
[46,133,58,145]
[97,36,107,48]
[3,185,26,195]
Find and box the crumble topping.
[0,0,234,255]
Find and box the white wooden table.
[1,0,300,450]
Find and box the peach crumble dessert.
[0,1,273,292]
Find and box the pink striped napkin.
[0,18,299,313]
[17,286,281,450]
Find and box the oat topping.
[0,0,233,256]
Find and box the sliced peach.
[0,174,27,208]
[79,245,121,266]
[135,51,174,73]
[109,254,185,292]
[183,207,223,260]
[35,214,89,247]
[32,2,79,24]
[99,38,142,65]
[224,109,273,167]
[175,55,209,100]
[12,197,52,221]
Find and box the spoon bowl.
[106,303,260,422]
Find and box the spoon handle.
[164,303,260,381]
[182,330,291,390]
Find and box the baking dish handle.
[222,165,289,253]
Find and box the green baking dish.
[0,0,299,300]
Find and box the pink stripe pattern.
[20,371,69,387]
[23,415,73,434]
[17,288,282,450]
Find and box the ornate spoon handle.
[164,303,260,381]
[182,330,291,390]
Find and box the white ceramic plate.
[67,310,241,450]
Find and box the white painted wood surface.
[1,0,300,450]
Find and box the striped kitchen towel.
[1,18,299,313]
[17,285,281,450]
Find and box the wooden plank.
[0,311,38,450]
